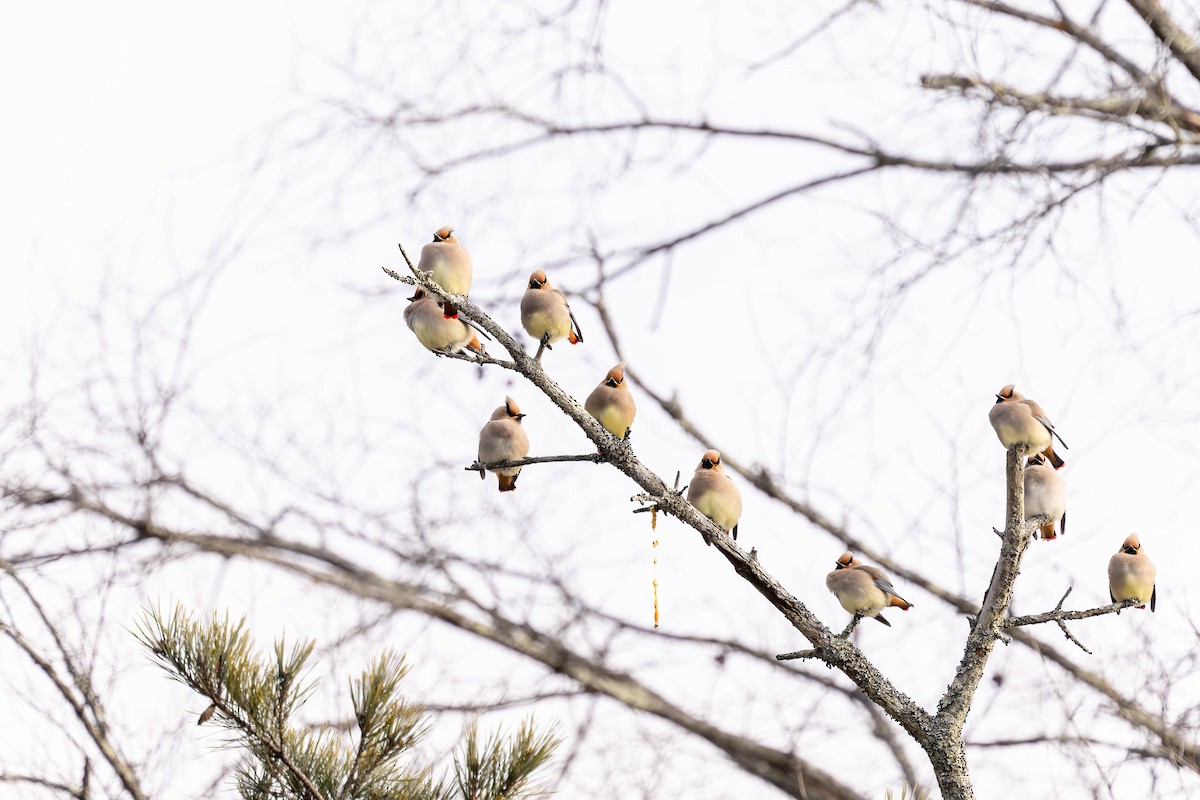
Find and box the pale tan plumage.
[520,269,582,351]
[403,289,484,355]
[988,384,1067,468]
[686,449,741,539]
[418,226,473,304]
[477,396,530,492]
[584,362,636,439]
[1108,533,1156,611]
[825,552,913,627]
[1024,453,1066,540]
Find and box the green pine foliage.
[883,783,934,800]
[135,605,561,800]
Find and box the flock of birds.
[402,226,1158,630]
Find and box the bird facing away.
[686,449,741,539]
[988,384,1067,468]
[403,289,485,355]
[477,396,530,492]
[1108,533,1156,611]
[417,226,473,317]
[584,362,636,440]
[520,269,582,355]
[1024,453,1066,540]
[825,552,913,627]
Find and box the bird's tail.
[1043,445,1065,470]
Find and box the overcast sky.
[4,2,1200,798]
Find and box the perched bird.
[520,269,582,357]
[686,449,742,539]
[403,289,485,355]
[1024,453,1066,540]
[1108,533,1156,611]
[477,396,530,492]
[988,384,1067,468]
[825,552,913,627]
[418,226,473,317]
[584,362,636,440]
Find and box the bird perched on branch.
[1024,453,1066,540]
[477,397,530,492]
[988,384,1067,468]
[520,269,582,359]
[826,552,913,627]
[584,362,636,440]
[418,226,473,318]
[686,449,741,539]
[403,289,485,355]
[1108,534,1156,611]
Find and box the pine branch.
[134,605,558,800]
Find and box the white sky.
[3,1,1200,798]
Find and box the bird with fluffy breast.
[988,384,1067,468]
[686,449,741,540]
[826,552,913,627]
[477,397,530,493]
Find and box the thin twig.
[1003,589,1139,655]
[1005,591,1138,626]
[776,615,863,661]
[466,454,605,475]
[430,348,516,370]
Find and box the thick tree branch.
[920,74,1200,135]
[384,250,936,755]
[955,0,1150,83]
[20,484,865,800]
[1124,0,1200,84]
[588,301,1200,776]
[921,446,1029,797]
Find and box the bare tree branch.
[0,575,149,800]
[1124,0,1200,84]
[465,454,606,475]
[0,773,86,800]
